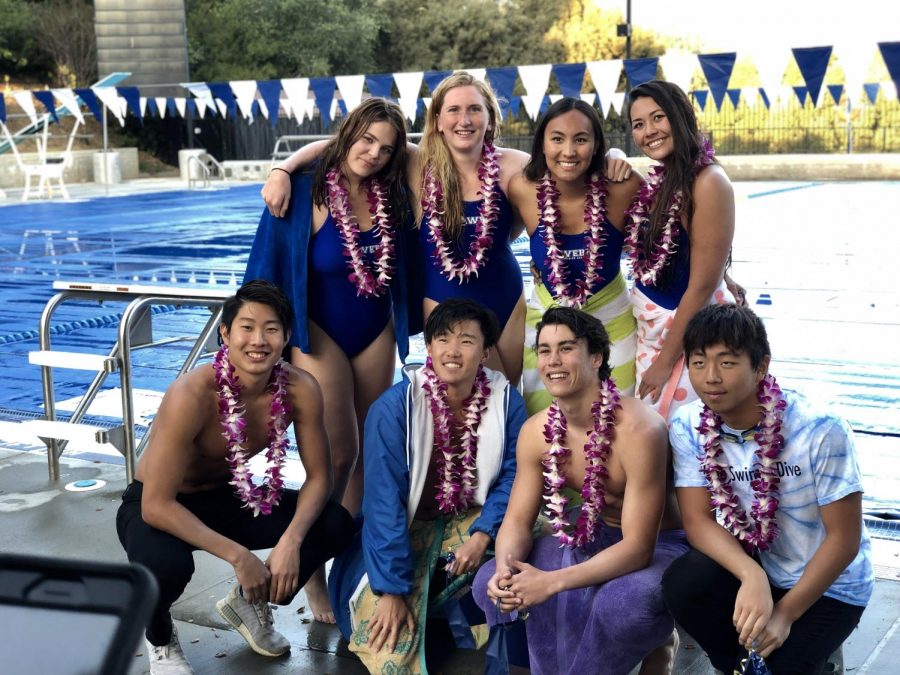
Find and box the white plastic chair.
[1,117,80,201]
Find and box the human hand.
[262,168,292,218]
[266,537,301,604]
[637,358,673,403]
[724,272,747,307]
[604,156,633,183]
[755,605,792,657]
[733,572,773,649]
[233,548,271,604]
[486,561,519,613]
[446,532,490,577]
[506,558,554,611]
[367,594,415,653]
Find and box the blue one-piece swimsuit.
[530,219,625,298]
[634,223,691,310]
[420,190,523,327]
[307,214,392,358]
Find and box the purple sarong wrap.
[473,526,689,675]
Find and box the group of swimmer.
[118,72,873,675]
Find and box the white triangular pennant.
[659,49,698,94]
[230,80,258,120]
[335,74,365,113]
[586,60,623,115]
[139,97,148,117]
[741,86,760,110]
[175,97,187,118]
[609,92,626,117]
[580,93,596,106]
[517,64,552,99]
[834,42,875,107]
[281,78,310,123]
[154,96,168,118]
[304,97,316,121]
[749,47,790,105]
[51,88,84,124]
[12,91,38,125]
[549,94,563,104]
[462,68,487,83]
[92,86,124,125]
[394,71,424,122]
[521,93,544,121]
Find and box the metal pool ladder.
[24,281,234,483]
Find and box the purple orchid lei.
[325,167,396,298]
[421,357,491,515]
[697,374,786,552]
[422,142,501,282]
[537,171,609,308]
[542,378,621,548]
[623,136,716,286]
[213,345,291,517]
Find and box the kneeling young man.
[475,307,688,675]
[663,304,872,673]
[117,280,355,674]
[328,298,526,674]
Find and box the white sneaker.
[144,625,194,674]
[216,584,290,657]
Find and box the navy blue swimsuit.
[420,191,523,326]
[530,219,625,298]
[634,224,691,310]
[307,214,392,357]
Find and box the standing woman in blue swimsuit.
[245,98,413,622]
[625,80,736,422]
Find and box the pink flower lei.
[623,136,716,286]
[213,345,292,517]
[541,379,621,548]
[537,171,609,308]
[697,374,786,552]
[325,167,396,298]
[421,357,491,515]
[422,142,501,282]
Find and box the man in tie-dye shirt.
[663,304,872,674]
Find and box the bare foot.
[638,628,679,675]
[304,567,336,624]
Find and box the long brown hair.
[312,97,409,225]
[419,72,502,239]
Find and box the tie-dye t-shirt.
[670,389,873,607]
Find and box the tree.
[186,0,381,81]
[31,0,97,87]
[0,0,54,82]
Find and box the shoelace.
[253,600,274,626]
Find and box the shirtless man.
[116,280,355,674]
[474,306,688,675]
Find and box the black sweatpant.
[116,481,355,645]
[662,549,865,674]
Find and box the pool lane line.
[747,182,824,199]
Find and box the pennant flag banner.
[309,77,336,126]
[230,80,259,120]
[659,49,697,94]
[879,42,900,95]
[394,71,424,122]
[281,78,309,122]
[186,98,197,117]
[335,74,365,112]
[0,94,5,123]
[698,52,736,110]
[586,59,622,116]
[623,57,658,88]
[485,66,517,107]
[464,68,487,83]
[256,80,283,128]
[74,88,103,122]
[207,82,237,118]
[726,88,741,109]
[518,63,552,121]
[11,91,38,125]
[552,62,586,98]
[508,95,521,117]
[740,87,759,110]
[863,82,880,104]
[92,86,125,125]
[580,92,596,106]
[792,86,809,106]
[609,91,626,116]
[692,89,709,111]
[174,97,187,118]
[423,70,452,94]
[52,88,84,124]
[117,86,143,124]
[759,88,771,109]
[827,84,844,106]
[792,46,832,107]
[33,91,59,124]
[365,73,394,100]
[166,98,178,117]
[751,46,790,105]
[146,97,159,117]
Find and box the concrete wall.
[0,148,140,189]
[629,153,900,180]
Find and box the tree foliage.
[186,0,380,81]
[0,0,52,80]
[32,0,96,87]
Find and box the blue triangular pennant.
[337,99,347,117]
[250,100,261,118]
[485,67,517,105]
[207,82,237,118]
[116,86,142,124]
[73,88,102,121]
[692,90,709,111]
[32,90,59,124]
[166,98,178,117]
[623,57,658,88]
[365,73,395,99]
[309,77,336,125]
[879,42,900,94]
[0,93,6,123]
[552,62,586,98]
[416,98,426,119]
[863,83,880,104]
[257,80,283,129]
[792,46,832,107]
[146,98,159,117]
[827,84,844,105]
[698,52,736,110]
[508,95,522,118]
[539,95,551,115]
[186,98,197,116]
[792,86,809,106]
[726,88,741,108]
[424,70,452,94]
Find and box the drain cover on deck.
[64,479,106,492]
